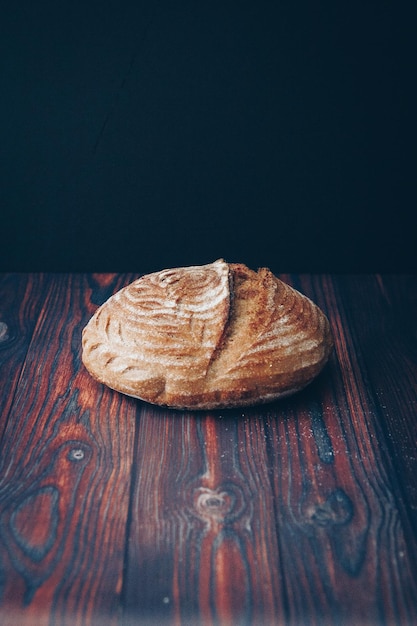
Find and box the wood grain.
[0,273,138,625]
[0,273,417,625]
[123,407,283,625]
[0,274,46,441]
[335,274,417,519]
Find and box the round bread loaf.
[82,260,333,409]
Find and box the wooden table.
[0,272,416,626]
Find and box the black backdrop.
[1,0,416,274]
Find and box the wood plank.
[124,274,417,625]
[123,407,283,626]
[0,273,138,625]
[336,274,417,519]
[304,274,417,621]
[0,274,46,441]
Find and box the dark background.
[1,0,416,275]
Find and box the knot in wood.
[0,321,9,343]
[68,448,85,461]
[193,484,246,524]
[66,442,91,463]
[304,489,353,528]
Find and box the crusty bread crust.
[82,260,333,409]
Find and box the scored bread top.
[82,260,333,409]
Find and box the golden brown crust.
[82,260,333,409]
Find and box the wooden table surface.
[0,272,416,626]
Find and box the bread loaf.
[82,260,333,409]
